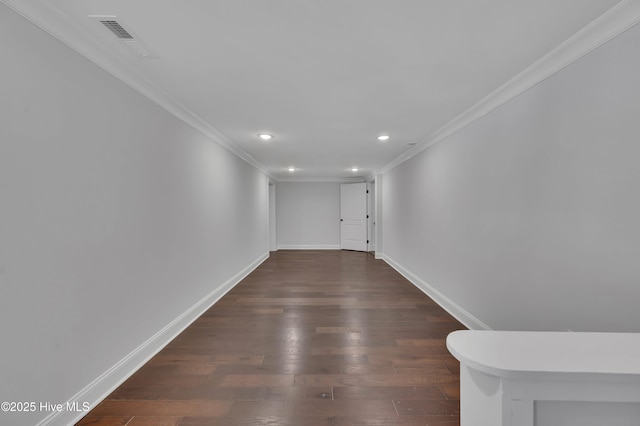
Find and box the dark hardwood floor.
[77,250,464,425]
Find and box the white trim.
[276,177,365,183]
[277,244,341,250]
[0,0,274,181]
[40,252,270,426]
[379,0,640,175]
[381,254,491,331]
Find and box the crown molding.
[275,177,365,183]
[379,0,640,175]
[1,0,274,180]
[6,0,639,182]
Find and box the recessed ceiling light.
[351,167,359,172]
[377,135,390,141]
[288,167,295,172]
[258,133,273,141]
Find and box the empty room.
[2,1,640,425]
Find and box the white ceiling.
[8,0,624,180]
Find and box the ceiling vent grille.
[100,20,134,39]
[90,15,150,57]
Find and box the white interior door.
[340,183,367,251]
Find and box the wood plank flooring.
[77,250,464,425]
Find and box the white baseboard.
[277,244,341,250]
[41,252,270,426]
[381,254,491,331]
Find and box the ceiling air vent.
[99,20,134,40]
[89,15,149,57]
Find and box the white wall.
[276,182,341,249]
[374,174,384,258]
[0,5,269,425]
[382,22,640,332]
[269,182,277,251]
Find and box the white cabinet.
[447,331,640,426]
